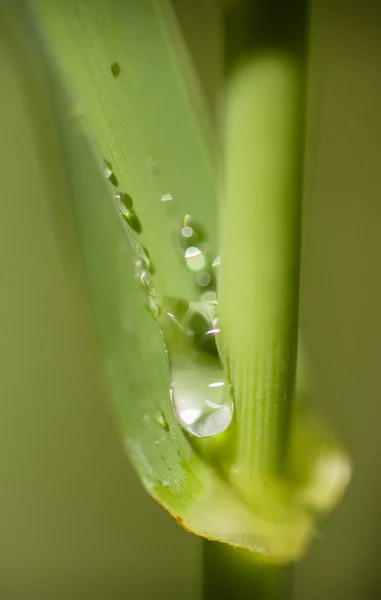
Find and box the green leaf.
[30,0,219,301]
[21,0,349,563]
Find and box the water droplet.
[140,271,148,286]
[154,410,170,432]
[181,226,193,239]
[161,193,172,202]
[207,327,220,335]
[180,216,205,249]
[184,247,205,271]
[195,271,211,287]
[201,290,217,302]
[111,62,121,78]
[212,256,221,268]
[170,359,232,438]
[103,159,118,187]
[123,210,142,233]
[185,247,201,259]
[116,192,133,212]
[159,301,233,439]
[139,246,155,275]
[135,269,231,439]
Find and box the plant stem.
[206,0,308,596]
[219,0,308,500]
[203,541,292,600]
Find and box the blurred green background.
[0,0,380,598]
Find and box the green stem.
[203,540,292,600]
[206,0,308,596]
[219,0,308,500]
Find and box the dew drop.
[161,193,173,202]
[154,409,170,432]
[159,301,233,439]
[180,216,204,249]
[196,271,211,287]
[116,192,133,212]
[103,159,118,187]
[170,358,232,438]
[212,256,221,268]
[181,226,193,239]
[184,247,205,271]
[140,245,155,275]
[111,62,121,78]
[123,210,142,233]
[201,290,217,302]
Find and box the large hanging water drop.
[158,300,233,438]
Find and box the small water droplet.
[212,256,221,268]
[161,193,173,202]
[103,159,118,187]
[184,247,205,271]
[207,327,220,335]
[180,216,205,249]
[201,290,217,302]
[140,245,155,275]
[195,271,211,287]
[154,410,170,432]
[116,192,133,212]
[111,62,121,78]
[185,247,201,259]
[123,210,142,233]
[181,226,193,239]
